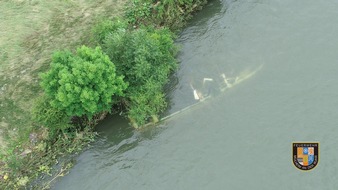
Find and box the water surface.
[53,0,338,189]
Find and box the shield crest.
[293,142,319,171]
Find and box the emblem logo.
[292,142,319,171]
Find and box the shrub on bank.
[40,46,127,124]
[126,0,208,29]
[94,22,177,127]
[89,0,209,127]
[32,95,72,137]
[37,0,209,131]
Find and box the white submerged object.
[155,64,264,125]
[193,89,200,100]
[221,73,232,88]
[203,78,213,83]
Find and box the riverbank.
[1,0,207,189]
[1,1,126,188]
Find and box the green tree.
[103,26,177,126]
[40,46,127,121]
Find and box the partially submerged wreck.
[134,64,264,129]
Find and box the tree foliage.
[32,95,72,135]
[40,46,127,119]
[92,19,128,44]
[125,0,208,30]
[101,24,178,126]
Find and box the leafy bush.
[92,19,128,44]
[91,1,209,127]
[40,46,127,121]
[32,95,72,135]
[125,0,208,29]
[125,0,152,26]
[101,25,178,126]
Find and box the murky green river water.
[53,0,338,189]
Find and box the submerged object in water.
[221,73,232,88]
[193,89,200,100]
[139,64,264,128]
[203,78,213,84]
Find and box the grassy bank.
[0,0,126,188]
[0,0,207,189]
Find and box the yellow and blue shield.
[293,142,319,171]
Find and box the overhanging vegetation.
[0,0,208,189]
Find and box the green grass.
[0,0,126,146]
[0,0,126,187]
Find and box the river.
[53,0,338,189]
